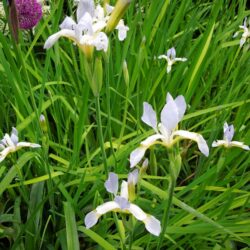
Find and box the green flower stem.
[95,95,108,177]
[118,83,129,148]
[128,227,134,250]
[113,213,126,250]
[104,57,117,170]
[157,150,180,249]
[157,174,176,249]
[228,46,241,73]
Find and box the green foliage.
[0,0,250,249]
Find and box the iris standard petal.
[120,181,129,200]
[128,169,139,186]
[94,5,105,21]
[174,95,187,121]
[167,47,176,59]
[223,122,229,133]
[243,17,247,27]
[78,12,94,34]
[10,127,19,145]
[223,123,234,142]
[173,130,209,157]
[84,211,99,228]
[165,92,174,105]
[77,0,95,22]
[141,102,158,131]
[104,172,119,195]
[144,215,161,236]
[161,95,179,131]
[59,16,76,30]
[105,4,114,15]
[142,158,149,168]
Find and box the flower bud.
[122,60,129,86]
[39,114,47,133]
[91,57,103,96]
[79,44,94,61]
[128,169,138,202]
[105,0,131,33]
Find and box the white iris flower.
[44,0,129,52]
[212,123,249,150]
[116,19,129,41]
[0,128,41,163]
[129,93,209,168]
[158,47,187,73]
[233,17,250,47]
[84,171,161,236]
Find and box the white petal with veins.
[17,142,41,148]
[128,169,139,186]
[174,95,187,121]
[173,130,209,157]
[230,141,250,150]
[141,102,158,132]
[158,55,168,61]
[0,147,12,162]
[96,201,120,215]
[140,134,165,147]
[120,181,129,200]
[130,147,146,168]
[104,172,119,195]
[84,211,99,228]
[161,95,179,131]
[223,123,234,142]
[92,32,108,52]
[77,0,95,22]
[59,16,76,30]
[212,140,226,147]
[44,30,76,49]
[10,127,18,145]
[116,20,129,41]
[128,204,147,221]
[144,215,161,236]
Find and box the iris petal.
[173,130,209,157]
[104,172,119,195]
[141,102,158,131]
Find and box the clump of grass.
[0,0,250,249]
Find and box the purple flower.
[212,123,250,150]
[15,0,42,29]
